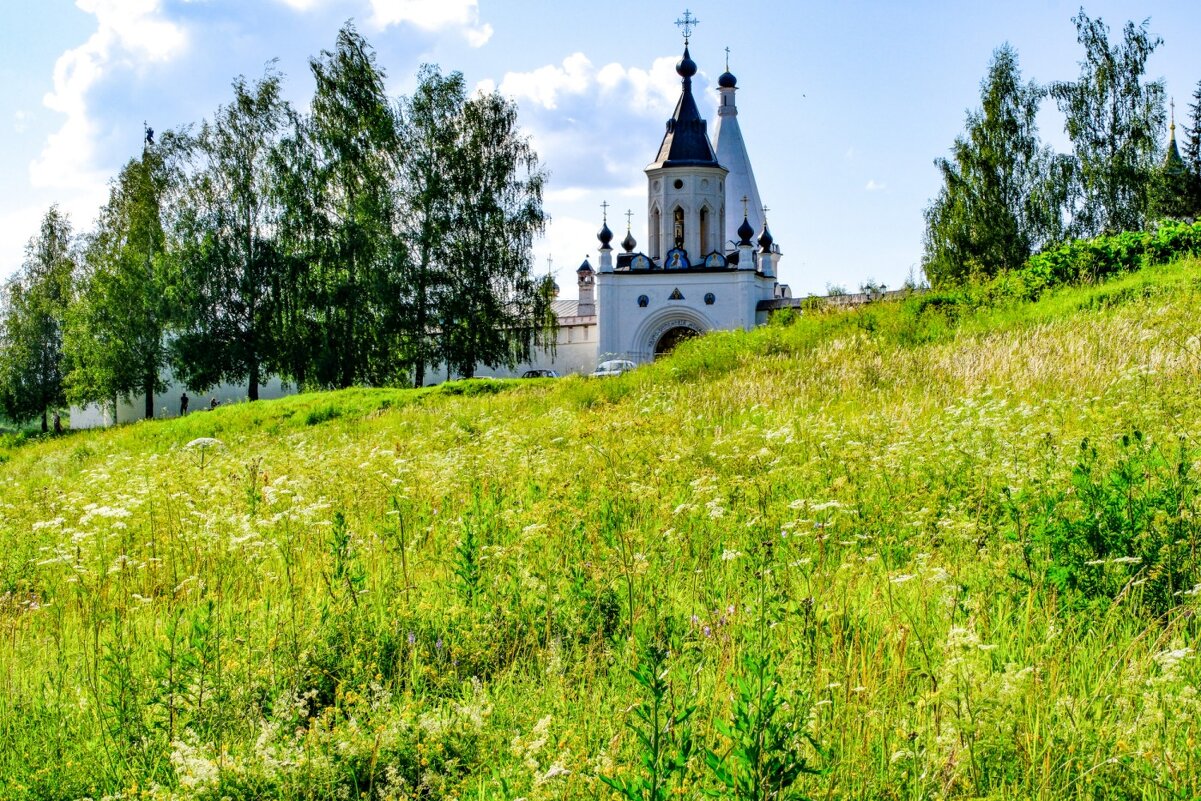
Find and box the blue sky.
[2,0,1199,297]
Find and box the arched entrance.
[654,326,699,357]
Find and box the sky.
[2,0,1200,299]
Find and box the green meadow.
[3,259,1201,800]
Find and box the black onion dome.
[737,215,755,246]
[757,223,774,253]
[676,45,697,78]
[597,221,613,249]
[650,44,720,168]
[718,70,737,88]
[578,257,593,274]
[621,230,637,252]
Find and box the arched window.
[650,207,661,259]
[673,207,685,250]
[699,206,710,254]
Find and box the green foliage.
[67,141,178,418]
[436,84,554,379]
[279,23,405,390]
[600,643,696,801]
[1023,220,1201,287]
[1186,80,1201,208]
[924,44,1067,286]
[303,404,341,425]
[705,651,823,801]
[0,206,75,431]
[1050,10,1166,237]
[8,256,1201,797]
[171,66,294,401]
[1028,432,1201,614]
[454,499,483,606]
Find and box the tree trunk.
[145,372,155,419]
[41,409,48,433]
[249,356,260,401]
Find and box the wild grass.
[2,258,1201,799]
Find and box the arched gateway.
[654,325,700,357]
[591,29,784,371]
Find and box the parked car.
[591,359,637,377]
[520,369,558,378]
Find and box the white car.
[591,359,637,377]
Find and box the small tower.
[713,50,765,251]
[757,211,777,279]
[597,201,615,275]
[735,202,756,270]
[577,256,595,317]
[645,18,727,263]
[1164,99,1186,176]
[621,208,638,254]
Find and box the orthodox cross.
[675,9,699,43]
[725,46,731,71]
[546,255,554,273]
[741,195,749,219]
[762,204,770,223]
[600,200,609,222]
[143,121,154,147]
[625,209,634,232]
[1170,97,1176,128]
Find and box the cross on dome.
[674,9,699,43]
[600,200,609,221]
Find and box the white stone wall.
[421,319,600,383]
[69,375,293,428]
[597,269,774,363]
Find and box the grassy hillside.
[3,259,1201,800]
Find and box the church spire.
[713,49,766,250]
[1165,98,1185,175]
[648,13,719,169]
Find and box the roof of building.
[648,45,721,169]
[714,59,765,246]
[552,298,580,318]
[1165,119,1186,175]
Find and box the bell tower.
[645,10,727,265]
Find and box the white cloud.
[31,0,187,191]
[595,57,680,116]
[13,111,30,133]
[865,179,886,192]
[275,0,329,9]
[496,53,679,115]
[368,0,493,46]
[498,52,593,110]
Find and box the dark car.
[520,369,559,378]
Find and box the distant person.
[209,397,220,410]
[180,392,189,416]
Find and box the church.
[518,21,791,377]
[71,20,790,426]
